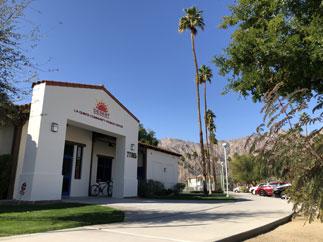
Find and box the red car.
[255,182,286,196]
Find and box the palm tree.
[179,7,208,194]
[206,109,218,191]
[199,65,213,194]
[300,112,310,136]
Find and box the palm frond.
[198,64,213,84]
[178,6,205,35]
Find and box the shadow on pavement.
[65,196,251,205]
[121,208,286,224]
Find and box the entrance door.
[62,143,74,196]
[96,156,113,182]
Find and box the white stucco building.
[186,176,216,191]
[0,80,181,201]
[138,142,181,189]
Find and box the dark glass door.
[62,143,74,196]
[96,156,113,182]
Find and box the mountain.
[159,136,252,159]
[158,137,254,182]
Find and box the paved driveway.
[0,193,292,242]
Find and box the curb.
[216,213,293,242]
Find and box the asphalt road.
[0,193,293,242]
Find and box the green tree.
[230,154,267,185]
[214,0,323,104]
[199,65,213,194]
[138,123,159,146]
[0,0,36,126]
[179,7,208,194]
[257,131,322,222]
[215,0,323,222]
[0,0,38,199]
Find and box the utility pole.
[222,143,229,197]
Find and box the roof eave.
[138,142,182,157]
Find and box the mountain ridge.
[158,136,254,181]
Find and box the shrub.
[190,190,203,194]
[173,183,185,195]
[138,179,165,197]
[240,186,249,193]
[0,154,12,199]
[159,188,173,196]
[212,188,224,194]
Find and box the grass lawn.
[0,202,124,237]
[149,192,235,200]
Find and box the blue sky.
[21,0,264,142]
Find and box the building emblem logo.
[93,101,109,118]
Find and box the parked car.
[255,182,287,196]
[233,186,241,193]
[249,183,265,194]
[255,184,274,196]
[273,183,291,198]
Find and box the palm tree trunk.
[190,32,207,194]
[203,82,212,195]
[209,143,217,191]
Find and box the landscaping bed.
[138,180,234,200]
[148,192,235,200]
[247,216,323,242]
[0,202,124,237]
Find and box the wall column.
[112,136,125,198]
[17,84,67,201]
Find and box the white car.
[233,186,241,193]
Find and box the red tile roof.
[32,80,139,122]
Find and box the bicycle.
[90,180,113,197]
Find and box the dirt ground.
[247,216,323,242]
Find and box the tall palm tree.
[198,65,213,194]
[178,7,208,194]
[206,109,218,192]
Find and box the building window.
[74,145,83,179]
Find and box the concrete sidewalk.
[0,193,293,242]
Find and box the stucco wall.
[18,83,139,201]
[13,121,29,199]
[187,177,204,191]
[187,177,215,191]
[0,124,14,155]
[65,125,92,197]
[146,149,179,189]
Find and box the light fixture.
[51,122,59,132]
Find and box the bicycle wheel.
[101,183,109,197]
[107,181,113,197]
[90,184,99,196]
